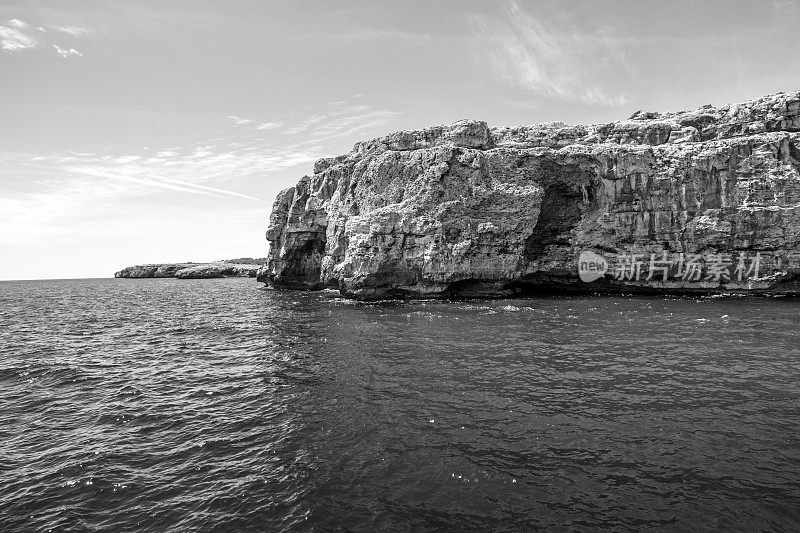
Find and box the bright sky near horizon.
[1,0,799,280]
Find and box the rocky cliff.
[115,259,265,279]
[260,91,800,299]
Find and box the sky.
[1,0,799,280]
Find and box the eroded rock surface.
[260,92,800,299]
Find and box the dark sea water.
[1,278,800,532]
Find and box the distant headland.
[115,258,266,279]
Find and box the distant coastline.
[115,258,266,279]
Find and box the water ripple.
[1,279,799,531]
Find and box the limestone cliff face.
[260,92,800,299]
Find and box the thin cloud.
[1,99,400,251]
[0,140,284,246]
[62,166,261,201]
[33,141,320,205]
[1,19,90,53]
[160,177,261,201]
[65,167,218,196]
[0,24,37,51]
[54,44,83,58]
[282,113,331,135]
[227,116,284,132]
[228,115,254,125]
[0,173,138,246]
[285,105,402,147]
[49,25,90,37]
[467,1,629,106]
[113,155,140,164]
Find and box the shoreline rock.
[260,91,800,300]
[115,259,266,279]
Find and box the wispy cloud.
[0,23,37,51]
[467,1,629,106]
[282,103,402,148]
[225,114,283,131]
[0,99,400,250]
[23,138,323,204]
[256,121,282,130]
[226,101,398,142]
[0,169,134,246]
[49,25,90,37]
[53,44,82,58]
[228,115,254,125]
[1,18,90,53]
[282,113,332,135]
[69,168,267,202]
[0,143,311,246]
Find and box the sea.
[1,277,799,532]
